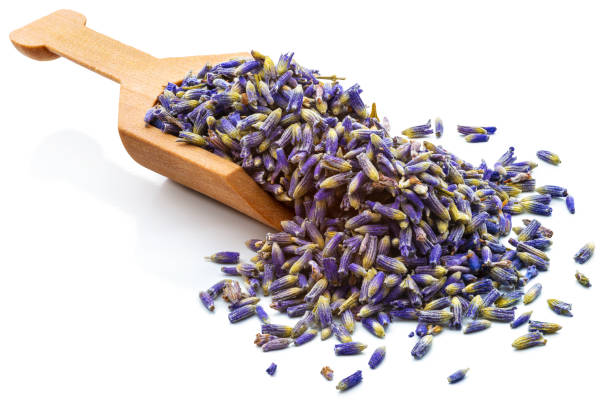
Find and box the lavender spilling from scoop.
[146,51,593,390]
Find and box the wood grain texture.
[10,9,292,230]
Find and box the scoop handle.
[10,9,157,84]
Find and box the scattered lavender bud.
[294,328,318,346]
[255,305,271,324]
[434,118,443,138]
[575,271,591,288]
[447,368,469,384]
[321,366,334,381]
[205,251,240,264]
[536,150,561,165]
[523,283,542,305]
[411,334,433,359]
[495,290,524,308]
[261,324,293,338]
[510,311,532,328]
[548,299,573,317]
[198,291,215,311]
[464,133,489,143]
[535,185,567,197]
[262,338,293,352]
[480,307,516,322]
[402,120,433,138]
[565,195,575,214]
[245,239,263,252]
[457,125,496,135]
[574,242,595,264]
[368,346,386,369]
[528,320,562,334]
[512,332,547,350]
[463,320,492,334]
[254,333,278,347]
[334,342,367,356]
[266,363,277,376]
[228,304,256,323]
[336,370,362,391]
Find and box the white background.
[1,1,611,406]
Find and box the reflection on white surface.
[29,129,271,288]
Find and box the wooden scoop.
[10,9,292,230]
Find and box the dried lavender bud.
[480,307,516,322]
[362,317,385,338]
[390,308,418,321]
[415,322,429,337]
[465,134,489,143]
[495,290,524,308]
[228,304,256,323]
[463,319,491,334]
[528,320,562,334]
[228,296,260,310]
[512,332,547,350]
[521,201,552,216]
[294,328,318,346]
[334,342,367,356]
[434,118,443,138]
[321,366,334,381]
[575,271,591,288]
[336,370,362,391]
[411,334,433,359]
[523,283,542,305]
[223,280,244,305]
[331,322,352,343]
[206,280,228,299]
[254,333,278,347]
[574,242,595,264]
[536,150,561,165]
[457,125,496,135]
[447,368,469,384]
[510,311,532,329]
[255,305,271,324]
[262,338,293,352]
[205,251,240,264]
[261,324,293,338]
[547,299,573,317]
[368,346,386,369]
[220,266,240,276]
[418,310,453,325]
[402,120,433,138]
[266,362,277,376]
[463,279,493,295]
[198,291,215,311]
[535,185,567,197]
[465,296,484,320]
[565,195,575,214]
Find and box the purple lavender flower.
[574,242,595,264]
[262,338,293,352]
[334,342,367,356]
[368,346,386,369]
[447,368,469,384]
[198,291,215,311]
[266,362,277,376]
[510,311,532,329]
[336,370,362,391]
[411,334,433,359]
[204,251,240,264]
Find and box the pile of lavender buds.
[145,50,580,388]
